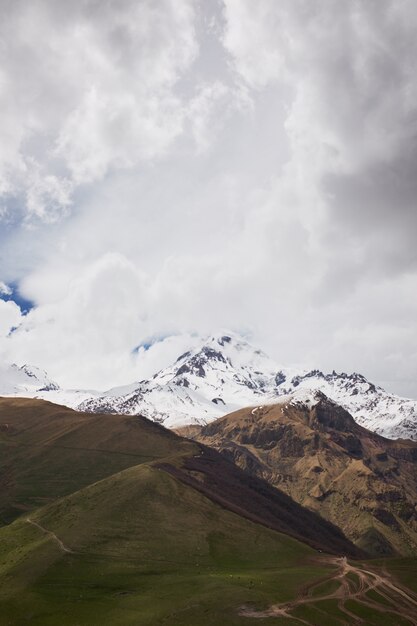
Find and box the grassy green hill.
[0,463,323,625]
[0,397,416,625]
[0,397,196,524]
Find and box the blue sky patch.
[0,281,35,314]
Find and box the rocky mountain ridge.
[181,393,417,557]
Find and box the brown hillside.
[182,393,417,556]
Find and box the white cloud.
[0,300,23,338]
[187,81,231,153]
[0,0,198,223]
[1,254,149,387]
[25,163,73,223]
[223,0,417,172]
[0,282,12,296]
[221,0,288,89]
[1,1,417,397]
[133,333,202,381]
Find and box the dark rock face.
[175,351,191,363]
[357,528,396,556]
[38,383,60,391]
[390,447,417,462]
[330,433,363,458]
[201,347,227,363]
[217,335,232,346]
[175,346,227,379]
[243,426,281,450]
[237,375,257,390]
[202,420,223,438]
[396,502,416,521]
[373,508,401,531]
[222,444,267,475]
[175,377,189,387]
[291,370,324,388]
[275,371,286,386]
[311,398,357,432]
[277,431,306,457]
[375,490,403,503]
[284,370,379,401]
[177,361,205,377]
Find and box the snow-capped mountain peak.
[153,332,278,395]
[1,331,416,440]
[78,331,283,426]
[78,332,417,438]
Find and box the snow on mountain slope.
[277,370,417,440]
[79,332,282,427]
[79,332,417,439]
[0,362,97,408]
[2,332,416,438]
[0,363,59,394]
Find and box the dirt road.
[240,555,417,625]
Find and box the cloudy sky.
[0,0,416,396]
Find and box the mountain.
[0,362,60,394]
[181,392,417,558]
[1,396,394,626]
[78,332,281,427]
[0,361,98,408]
[78,332,417,439]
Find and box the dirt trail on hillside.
[26,518,73,554]
[239,556,417,625]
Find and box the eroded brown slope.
[182,394,417,556]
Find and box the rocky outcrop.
[185,395,417,557]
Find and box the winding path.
[26,518,73,554]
